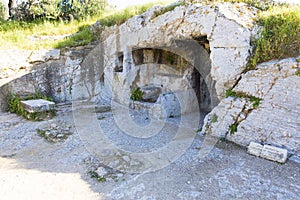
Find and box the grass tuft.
[225,89,261,108]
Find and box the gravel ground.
[0,104,299,200]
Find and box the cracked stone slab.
[204,56,300,156]
[21,99,55,113]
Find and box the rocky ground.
[0,104,299,200]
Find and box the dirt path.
[0,105,299,200]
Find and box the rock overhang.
[88,2,259,109]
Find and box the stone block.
[260,144,288,164]
[140,85,162,102]
[21,99,55,113]
[247,142,263,156]
[247,142,288,163]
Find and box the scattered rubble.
[36,122,73,143]
[84,156,125,183]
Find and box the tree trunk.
[8,0,15,18]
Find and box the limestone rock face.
[98,2,258,113]
[202,57,300,155]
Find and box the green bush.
[130,87,143,101]
[7,91,55,121]
[295,69,300,77]
[12,0,60,21]
[11,0,107,21]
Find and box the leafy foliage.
[11,0,107,21]
[130,87,143,101]
[295,69,300,77]
[248,6,300,70]
[89,171,106,182]
[229,123,239,134]
[0,1,172,49]
[225,89,261,108]
[7,91,55,121]
[99,4,153,26]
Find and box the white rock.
[247,142,263,157]
[233,58,298,98]
[260,145,288,163]
[20,99,55,113]
[122,156,130,163]
[96,167,108,177]
[50,123,57,129]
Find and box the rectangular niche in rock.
[114,53,124,72]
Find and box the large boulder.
[140,85,162,102]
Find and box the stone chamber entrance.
[107,37,217,121]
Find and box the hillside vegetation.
[0,0,174,50]
[0,0,299,68]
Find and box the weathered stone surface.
[233,58,298,98]
[201,97,250,138]
[101,2,258,105]
[21,99,55,113]
[202,57,300,156]
[2,2,298,158]
[150,92,181,119]
[210,16,251,48]
[96,167,108,177]
[217,2,258,29]
[28,49,60,63]
[140,85,162,102]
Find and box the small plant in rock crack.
[225,89,262,108]
[89,171,106,182]
[211,113,218,123]
[130,87,143,101]
[196,127,202,133]
[249,96,261,109]
[295,69,300,77]
[229,123,239,134]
